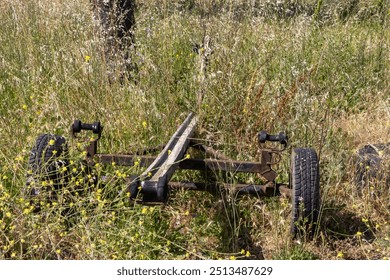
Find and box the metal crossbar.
[97,154,275,176]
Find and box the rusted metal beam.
[96,154,276,177]
[167,181,290,197]
[140,113,198,202]
[97,154,155,166]
[179,158,275,177]
[190,139,232,161]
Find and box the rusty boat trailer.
[71,112,292,204]
[69,112,321,236]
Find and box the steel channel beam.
[97,154,275,175]
[167,182,290,197]
[189,139,232,161]
[140,113,198,202]
[97,154,156,166]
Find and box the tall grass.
[0,0,389,259]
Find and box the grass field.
[0,0,389,260]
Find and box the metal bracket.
[70,120,103,160]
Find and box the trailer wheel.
[290,148,320,237]
[26,134,69,204]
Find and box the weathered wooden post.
[90,0,137,78]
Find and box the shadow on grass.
[171,167,266,259]
[215,192,265,260]
[320,200,376,242]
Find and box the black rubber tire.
[26,134,69,197]
[353,143,390,189]
[290,148,320,237]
